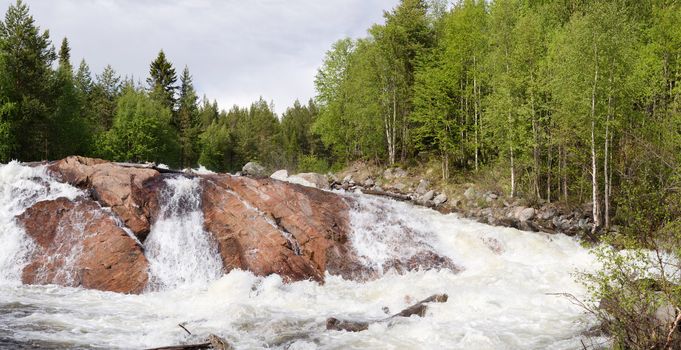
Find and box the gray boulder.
[517,207,536,222]
[464,187,477,200]
[416,179,430,195]
[270,169,289,181]
[392,182,407,192]
[433,193,448,206]
[291,172,330,189]
[242,162,266,177]
[419,190,435,203]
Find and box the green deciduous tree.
[100,86,179,166]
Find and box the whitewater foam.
[0,162,82,284]
[0,164,602,349]
[144,176,224,291]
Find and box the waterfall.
[0,161,601,349]
[144,177,223,291]
[347,193,442,274]
[0,162,82,284]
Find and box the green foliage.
[99,87,179,167]
[280,99,325,169]
[297,154,329,173]
[0,0,56,160]
[198,120,237,172]
[580,238,681,348]
[147,50,177,112]
[177,66,200,167]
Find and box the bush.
[297,154,329,173]
[580,237,681,349]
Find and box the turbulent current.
[0,162,601,349]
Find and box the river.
[0,162,601,349]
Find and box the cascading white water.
[0,162,82,284]
[144,176,224,291]
[0,163,604,349]
[348,194,443,273]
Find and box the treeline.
[314,0,681,236]
[0,0,327,173]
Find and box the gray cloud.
[9,0,399,113]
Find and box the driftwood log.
[361,188,414,202]
[326,293,448,332]
[144,334,232,350]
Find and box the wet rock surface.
[18,197,148,294]
[333,164,593,237]
[15,157,460,293]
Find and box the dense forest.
[2,0,681,346]
[3,0,679,238]
[0,0,328,174]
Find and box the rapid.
[0,162,599,349]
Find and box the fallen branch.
[360,188,413,202]
[178,323,192,335]
[144,334,232,350]
[326,293,448,332]
[664,307,681,350]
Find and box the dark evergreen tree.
[51,37,88,158]
[90,64,120,132]
[177,66,200,167]
[147,49,178,113]
[0,0,56,160]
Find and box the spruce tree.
[91,64,120,132]
[147,49,178,113]
[0,0,56,160]
[177,66,200,167]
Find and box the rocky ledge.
[16,156,456,293]
[326,164,595,238]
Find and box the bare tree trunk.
[547,141,552,203]
[442,152,449,180]
[473,56,479,172]
[590,45,601,234]
[604,91,612,230]
[562,145,568,203]
[510,144,516,197]
[531,94,540,199]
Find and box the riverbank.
[322,161,597,239]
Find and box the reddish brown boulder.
[199,174,453,283]
[48,156,160,240]
[19,197,148,293]
[201,174,359,282]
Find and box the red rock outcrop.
[19,197,148,293]
[201,174,368,282]
[48,156,160,240]
[16,157,458,293]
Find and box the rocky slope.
[327,162,595,237]
[16,156,456,293]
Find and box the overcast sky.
[7,0,400,113]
